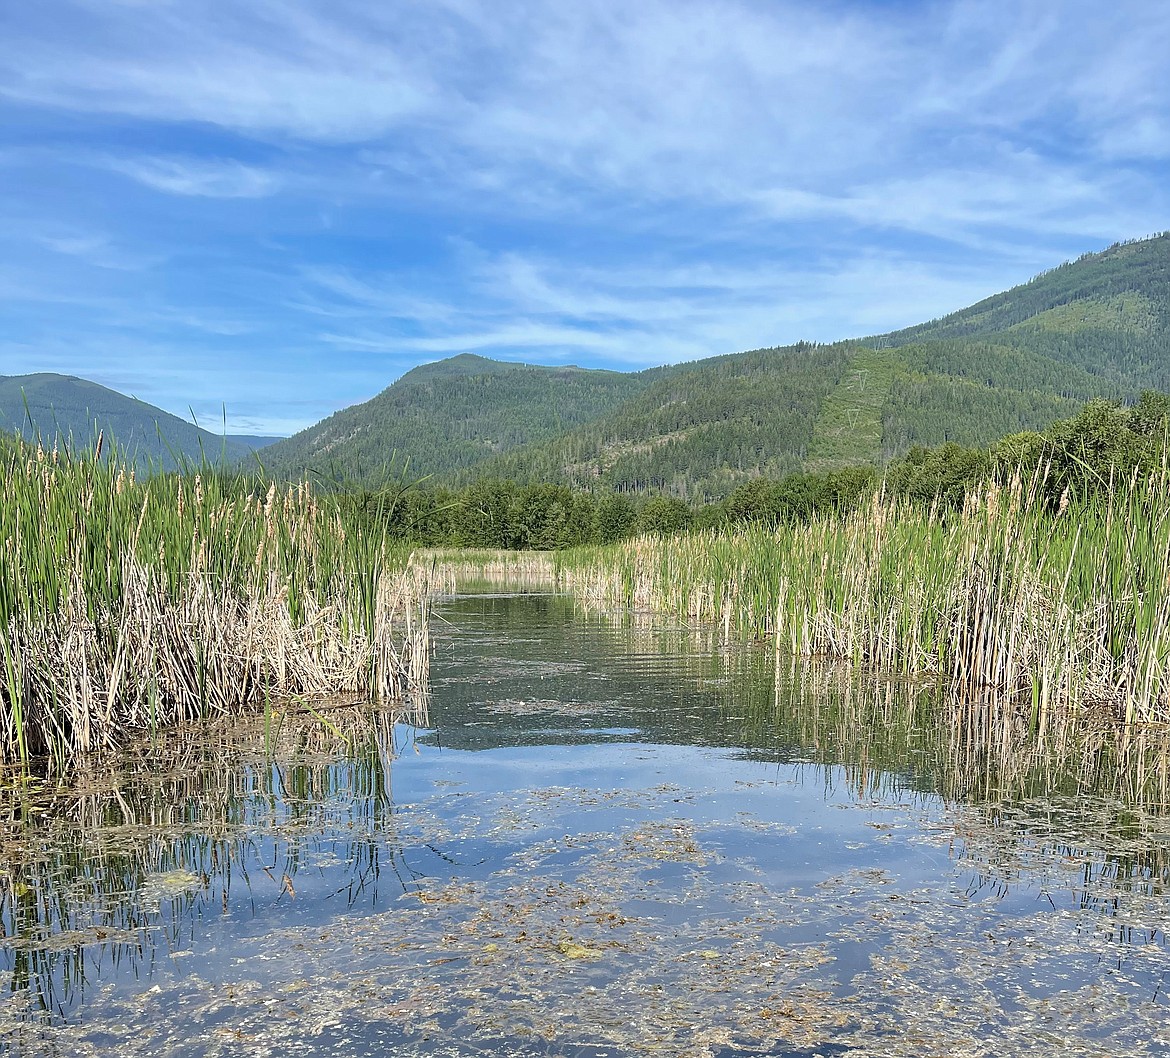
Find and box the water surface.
[3,593,1169,1056]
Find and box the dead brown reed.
[417,548,560,593]
[4,558,430,760]
[1,442,433,768]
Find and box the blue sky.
[1,0,1168,436]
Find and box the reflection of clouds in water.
[5,594,1170,1056]
[17,789,1169,1057]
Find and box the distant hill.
[255,353,656,487]
[871,235,1170,363]
[24,233,1168,496]
[452,342,858,498]
[449,233,1170,497]
[838,232,1170,464]
[0,373,277,469]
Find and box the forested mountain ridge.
[256,356,657,486]
[13,233,1168,495]
[455,338,1090,497]
[453,342,859,498]
[0,373,277,469]
[871,234,1169,355]
[447,232,1170,497]
[850,232,1170,460]
[864,233,1170,410]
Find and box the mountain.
[814,232,1170,467]
[65,229,1153,498]
[0,373,279,469]
[255,353,656,486]
[448,342,859,497]
[448,233,1170,497]
[871,234,1170,364]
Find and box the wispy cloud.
[306,246,1023,370]
[1,0,1167,432]
[30,228,165,271]
[100,155,280,198]
[0,1,437,140]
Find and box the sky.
[1,0,1168,437]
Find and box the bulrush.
[552,467,1170,779]
[0,439,432,770]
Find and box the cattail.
[1,441,430,768]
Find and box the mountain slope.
[249,231,1170,498]
[256,355,654,486]
[870,234,1170,387]
[450,234,1170,496]
[453,342,858,498]
[804,232,1170,462]
[874,236,1168,345]
[0,373,276,469]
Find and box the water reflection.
[1,705,419,1025]
[1,593,1169,1057]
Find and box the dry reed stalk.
[554,477,1170,738]
[1,446,434,768]
[417,548,560,592]
[3,558,431,762]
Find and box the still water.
[2,593,1170,1056]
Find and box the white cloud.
[3,0,1169,431]
[306,245,1027,373]
[101,156,280,198]
[5,1,1167,199]
[30,228,164,271]
[0,1,437,141]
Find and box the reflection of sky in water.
[2,593,1169,1056]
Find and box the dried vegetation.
[0,440,430,768]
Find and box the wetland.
[3,591,1170,1057]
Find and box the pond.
[2,593,1170,1056]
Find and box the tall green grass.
[0,438,430,769]
[554,468,1170,734]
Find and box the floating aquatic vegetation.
[4,593,1170,1057]
[11,760,1167,1057]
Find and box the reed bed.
[0,441,431,769]
[418,548,560,593]
[554,470,1170,741]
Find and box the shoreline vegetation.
[0,437,430,771]
[8,390,1170,797]
[427,464,1170,804]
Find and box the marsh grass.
[418,548,560,594]
[0,439,430,769]
[553,468,1170,771]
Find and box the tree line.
[344,391,1170,549]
